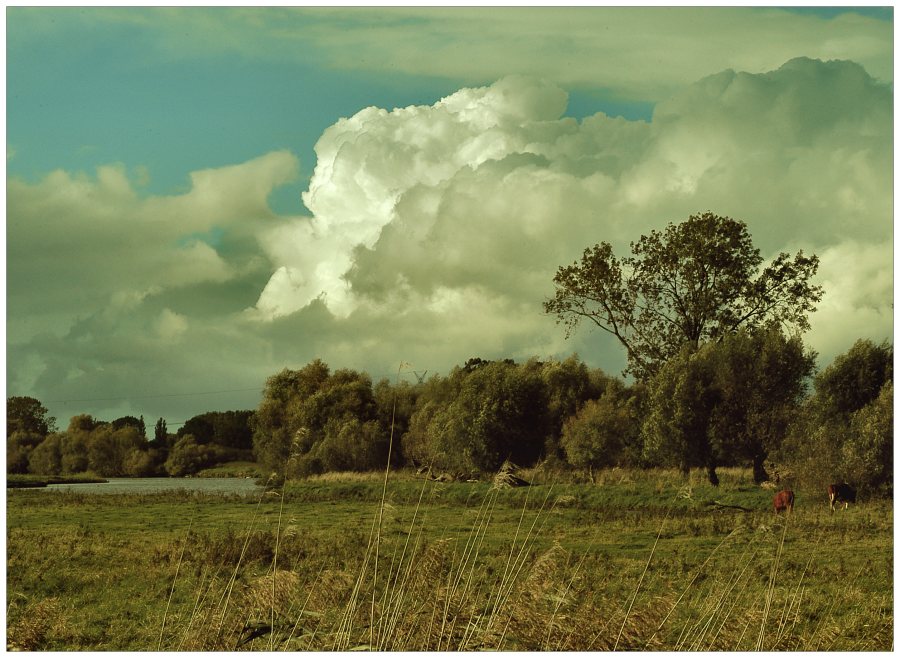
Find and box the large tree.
[778,339,893,495]
[813,339,892,422]
[642,329,814,485]
[544,212,822,380]
[7,396,56,437]
[411,359,549,474]
[252,361,383,477]
[560,379,642,477]
[704,329,815,483]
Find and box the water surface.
[35,477,262,495]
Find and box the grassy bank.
[7,474,108,489]
[6,468,892,650]
[195,461,265,479]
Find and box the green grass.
[6,468,892,650]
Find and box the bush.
[561,382,640,471]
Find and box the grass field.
[6,467,893,650]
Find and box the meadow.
[6,467,893,651]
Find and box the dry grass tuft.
[303,569,356,613]
[493,461,530,488]
[239,570,302,617]
[7,597,68,651]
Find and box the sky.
[5,6,894,431]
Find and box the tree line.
[248,336,890,495]
[6,405,255,478]
[6,338,891,495]
[7,213,892,495]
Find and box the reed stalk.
[496,486,557,649]
[614,510,667,650]
[213,476,272,645]
[267,484,286,650]
[157,515,194,650]
[757,518,789,650]
[644,526,739,648]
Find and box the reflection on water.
[36,477,263,495]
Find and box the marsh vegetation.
[6,467,892,651]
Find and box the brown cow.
[828,483,856,512]
[773,489,794,514]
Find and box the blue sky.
[7,7,659,214]
[6,7,894,427]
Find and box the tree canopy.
[642,329,815,485]
[544,212,822,380]
[7,396,56,437]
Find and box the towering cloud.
[252,59,892,369]
[7,58,892,423]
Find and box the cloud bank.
[32,7,891,102]
[7,57,892,423]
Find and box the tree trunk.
[752,453,769,484]
[706,463,719,487]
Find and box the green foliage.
[814,339,892,421]
[153,417,168,444]
[373,378,419,453]
[545,212,822,380]
[253,361,331,474]
[402,357,610,475]
[178,415,215,443]
[123,448,156,477]
[7,396,56,436]
[779,339,893,493]
[539,355,611,443]
[642,330,814,485]
[420,360,550,473]
[7,431,45,474]
[60,432,89,475]
[177,410,255,448]
[164,435,251,477]
[164,435,206,476]
[313,418,388,472]
[85,425,144,477]
[68,414,100,433]
[705,329,815,482]
[561,380,641,471]
[643,346,719,480]
[28,434,63,475]
[22,415,154,477]
[111,416,146,440]
[401,398,445,468]
[252,360,383,477]
[842,381,893,496]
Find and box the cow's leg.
[829,493,836,513]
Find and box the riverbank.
[7,474,108,489]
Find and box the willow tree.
[544,212,823,380]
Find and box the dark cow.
[773,489,794,514]
[827,483,856,512]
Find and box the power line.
[44,387,263,404]
[43,369,430,405]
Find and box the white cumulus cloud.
[250,59,891,374]
[7,57,892,425]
